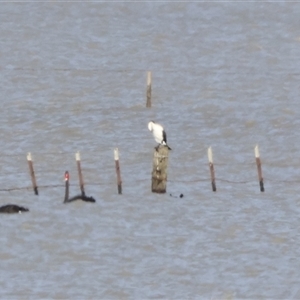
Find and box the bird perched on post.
[148,121,172,150]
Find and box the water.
[1,2,300,299]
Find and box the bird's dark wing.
[162,130,167,143]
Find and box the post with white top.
[146,71,152,108]
[27,152,38,195]
[254,145,264,192]
[207,147,216,192]
[76,151,85,195]
[151,146,169,193]
[114,148,122,194]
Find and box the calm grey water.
[1,2,300,299]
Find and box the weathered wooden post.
[207,146,217,192]
[151,146,169,193]
[75,151,85,195]
[254,145,264,192]
[146,71,152,108]
[114,148,122,194]
[27,152,38,195]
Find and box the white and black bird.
[148,121,172,150]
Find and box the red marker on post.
[64,171,69,182]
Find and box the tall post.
[207,147,217,192]
[75,151,85,195]
[151,146,169,193]
[255,145,264,192]
[114,148,122,194]
[27,152,38,195]
[146,71,152,108]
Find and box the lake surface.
[1,2,300,299]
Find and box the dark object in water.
[0,204,29,214]
[170,193,184,198]
[64,171,96,204]
[64,194,96,203]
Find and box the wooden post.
[27,152,38,195]
[146,71,152,108]
[114,148,122,194]
[255,145,264,192]
[151,146,169,193]
[75,151,85,195]
[208,147,216,192]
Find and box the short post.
[207,147,217,192]
[151,146,169,193]
[76,151,85,195]
[254,145,264,192]
[114,148,122,194]
[146,71,152,108]
[27,152,38,195]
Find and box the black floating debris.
[170,193,184,199]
